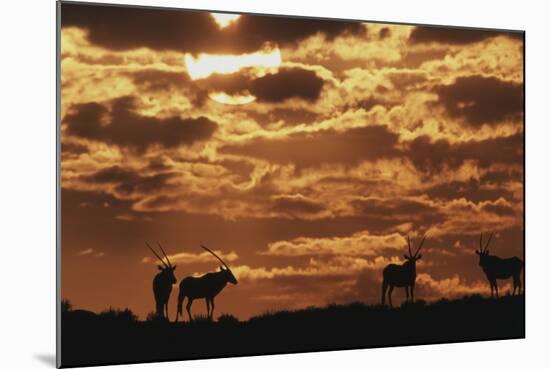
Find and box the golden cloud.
[261,231,407,257]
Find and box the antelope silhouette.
[476,232,523,297]
[175,245,237,322]
[146,242,177,319]
[381,234,426,307]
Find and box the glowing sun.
[184,46,282,105]
[209,92,257,105]
[210,13,241,29]
[184,48,282,80]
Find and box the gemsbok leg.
[388,285,394,307]
[186,299,194,322]
[210,298,215,319]
[381,280,388,305]
[513,274,521,295]
[207,298,213,319]
[410,283,415,303]
[405,287,409,303]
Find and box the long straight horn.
[414,235,427,257]
[479,233,483,253]
[146,242,167,267]
[484,232,494,252]
[157,242,172,267]
[201,244,230,271]
[407,234,412,257]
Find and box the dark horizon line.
[61,292,524,321]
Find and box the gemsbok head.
[175,245,237,322]
[381,234,427,307]
[146,242,177,319]
[476,232,523,297]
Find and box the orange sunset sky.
[60,2,524,320]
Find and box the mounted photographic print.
[57,1,525,367]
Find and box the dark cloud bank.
[409,26,523,45]
[200,68,325,103]
[61,3,365,53]
[63,96,218,152]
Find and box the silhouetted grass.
[61,299,72,313]
[217,313,239,323]
[61,294,524,368]
[99,308,138,324]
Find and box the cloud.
[115,214,135,222]
[270,194,326,217]
[63,96,218,151]
[249,68,325,102]
[129,70,190,92]
[61,3,220,52]
[61,141,88,157]
[224,14,366,52]
[406,133,523,173]
[409,26,523,45]
[350,196,439,223]
[82,165,176,196]
[232,255,401,281]
[221,125,401,167]
[77,248,105,257]
[423,179,514,203]
[379,27,391,40]
[61,3,365,53]
[424,198,522,238]
[480,167,523,185]
[198,67,325,103]
[261,230,406,257]
[244,107,319,126]
[416,273,487,297]
[78,248,94,256]
[480,198,516,216]
[434,76,523,126]
[127,69,211,109]
[142,250,238,265]
[85,165,139,184]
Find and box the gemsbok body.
[146,242,177,319]
[381,234,426,307]
[476,233,523,297]
[176,245,237,322]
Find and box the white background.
[0,0,547,368]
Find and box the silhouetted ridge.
[61,294,524,367]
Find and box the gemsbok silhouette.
[175,245,238,322]
[476,232,523,297]
[381,234,427,307]
[146,242,177,319]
